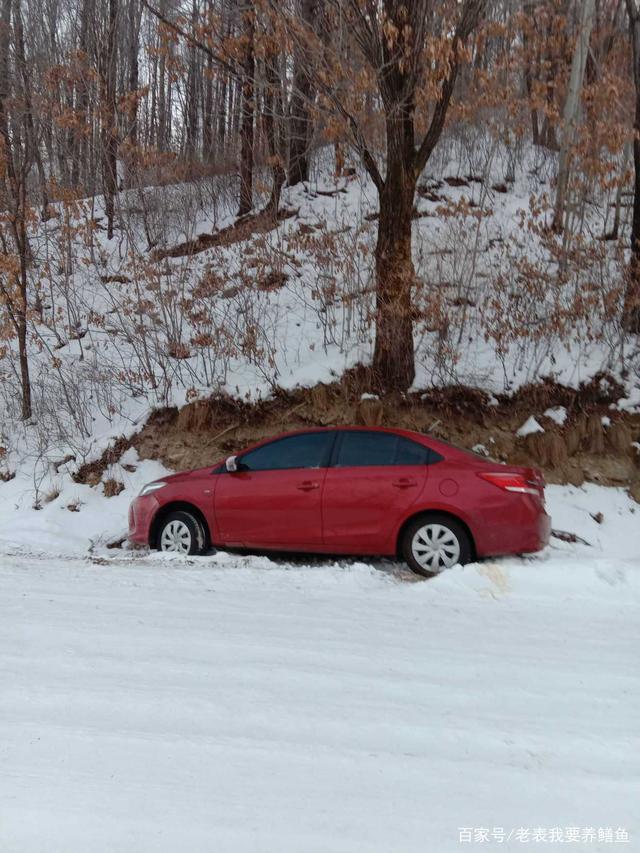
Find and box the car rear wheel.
[402,514,472,577]
[158,511,205,555]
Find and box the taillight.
[477,471,540,496]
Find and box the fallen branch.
[152,207,298,260]
[551,529,592,546]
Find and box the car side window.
[335,431,433,467]
[239,432,335,472]
[395,436,433,465]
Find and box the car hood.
[158,462,223,484]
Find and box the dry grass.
[103,479,125,498]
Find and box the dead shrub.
[257,271,288,292]
[420,385,491,418]
[577,372,625,407]
[509,379,576,412]
[341,364,376,401]
[73,436,131,485]
[103,479,125,497]
[168,340,192,360]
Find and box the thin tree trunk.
[625,0,640,332]
[553,0,595,232]
[202,0,214,164]
[13,0,48,218]
[184,0,199,158]
[158,56,166,149]
[263,35,285,215]
[522,4,540,146]
[15,191,32,421]
[288,0,316,186]
[101,0,119,239]
[126,0,141,184]
[0,0,32,420]
[71,0,90,187]
[237,0,254,216]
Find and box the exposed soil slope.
[75,370,640,501]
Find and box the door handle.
[392,478,417,488]
[297,481,320,491]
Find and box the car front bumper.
[128,495,160,546]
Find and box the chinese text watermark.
[458,827,630,844]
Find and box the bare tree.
[553,0,595,232]
[238,0,255,216]
[101,0,119,238]
[288,0,318,186]
[625,0,640,331]
[0,0,32,419]
[279,0,487,390]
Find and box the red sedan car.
[128,426,550,576]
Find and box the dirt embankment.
[74,368,640,501]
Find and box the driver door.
[214,431,336,550]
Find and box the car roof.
[241,425,446,449]
[240,425,488,464]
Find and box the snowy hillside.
[1,157,639,543]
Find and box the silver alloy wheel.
[411,523,461,573]
[160,519,192,553]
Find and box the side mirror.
[225,455,239,473]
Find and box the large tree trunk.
[237,0,254,217]
[372,154,416,392]
[626,0,640,332]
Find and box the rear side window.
[239,431,334,471]
[336,431,434,467]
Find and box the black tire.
[157,510,205,555]
[401,513,472,578]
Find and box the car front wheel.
[402,514,472,577]
[158,510,205,555]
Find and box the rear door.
[214,431,336,549]
[322,430,429,554]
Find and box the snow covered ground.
[1,485,638,852]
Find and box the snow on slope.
[1,151,638,546]
[0,485,638,853]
